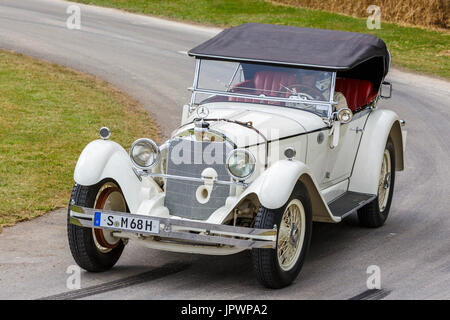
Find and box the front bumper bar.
[69,205,277,249]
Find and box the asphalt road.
[0,0,449,300]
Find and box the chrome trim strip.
[244,126,329,149]
[189,59,201,112]
[329,72,336,102]
[69,205,276,249]
[328,72,337,119]
[141,172,248,187]
[191,87,334,107]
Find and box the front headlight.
[226,149,256,181]
[129,138,160,170]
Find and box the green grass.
[74,0,449,79]
[0,50,159,226]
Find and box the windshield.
[192,59,335,117]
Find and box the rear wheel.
[67,181,126,272]
[357,138,396,228]
[252,183,312,289]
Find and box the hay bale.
[274,0,449,29]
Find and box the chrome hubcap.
[290,223,299,248]
[277,199,306,271]
[92,182,126,253]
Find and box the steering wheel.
[282,84,326,101]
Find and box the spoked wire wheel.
[277,199,306,272]
[252,183,312,289]
[357,138,396,228]
[377,149,392,212]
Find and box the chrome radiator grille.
[164,139,231,220]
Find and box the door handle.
[350,127,364,133]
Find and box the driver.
[299,71,348,110]
[334,91,348,111]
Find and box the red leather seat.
[229,71,298,104]
[335,78,377,111]
[253,71,297,96]
[228,80,257,103]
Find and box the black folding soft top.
[189,23,390,77]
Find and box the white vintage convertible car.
[68,23,405,288]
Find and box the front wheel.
[252,183,312,289]
[67,181,126,272]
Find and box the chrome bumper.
[69,205,277,249]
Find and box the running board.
[328,192,376,219]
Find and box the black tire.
[357,138,396,228]
[67,181,125,272]
[252,183,312,289]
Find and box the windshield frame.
[189,59,337,118]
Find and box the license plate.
[93,212,160,234]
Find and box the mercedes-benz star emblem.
[196,106,209,119]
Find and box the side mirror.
[380,81,392,99]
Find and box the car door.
[306,110,370,190]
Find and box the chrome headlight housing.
[129,138,160,170]
[226,149,256,181]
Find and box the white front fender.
[239,160,339,223]
[74,139,143,212]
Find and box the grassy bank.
[0,50,158,227]
[74,0,450,79]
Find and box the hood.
[173,103,327,147]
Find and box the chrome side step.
[328,191,376,219]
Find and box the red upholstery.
[229,75,377,110]
[229,71,298,104]
[335,78,377,111]
[228,80,257,103]
[253,71,298,96]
